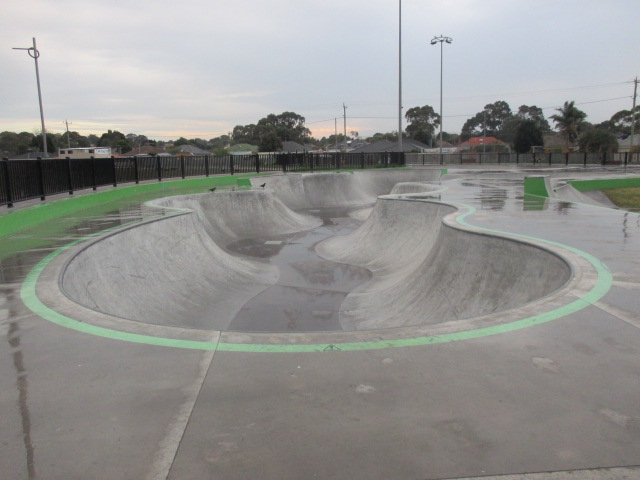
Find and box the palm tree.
[550,101,587,149]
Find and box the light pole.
[398,0,403,152]
[13,38,48,157]
[430,34,452,165]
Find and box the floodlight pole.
[13,38,48,157]
[631,77,637,155]
[431,35,452,165]
[398,0,403,152]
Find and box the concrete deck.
[1,167,639,479]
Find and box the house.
[541,135,566,153]
[278,141,306,153]
[177,145,210,155]
[126,145,170,156]
[228,143,259,155]
[58,147,112,159]
[618,135,640,153]
[457,136,509,152]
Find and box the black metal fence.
[406,151,640,166]
[0,152,404,208]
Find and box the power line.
[301,80,635,115]
[541,96,632,110]
[442,95,633,120]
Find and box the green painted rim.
[20,197,613,353]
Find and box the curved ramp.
[153,190,322,247]
[548,179,617,208]
[61,190,320,330]
[250,169,442,209]
[60,170,572,335]
[317,197,572,330]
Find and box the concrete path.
[1,167,639,479]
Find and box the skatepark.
[1,166,639,479]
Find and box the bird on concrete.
[260,183,266,189]
[209,187,216,192]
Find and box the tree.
[461,101,513,141]
[126,134,149,148]
[550,101,587,148]
[210,135,231,150]
[606,106,640,136]
[0,131,35,156]
[405,105,440,145]
[513,120,544,154]
[232,124,259,145]
[320,133,348,149]
[30,129,58,153]
[60,131,91,149]
[98,130,132,153]
[233,112,311,149]
[364,132,397,143]
[259,131,282,152]
[515,105,551,132]
[578,129,619,153]
[256,111,311,144]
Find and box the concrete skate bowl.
[54,169,577,342]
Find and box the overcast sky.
[2,0,639,142]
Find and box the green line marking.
[523,176,550,197]
[19,197,613,353]
[569,177,640,192]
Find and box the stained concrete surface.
[1,167,640,479]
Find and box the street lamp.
[430,34,452,165]
[13,37,48,157]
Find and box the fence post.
[310,153,314,171]
[548,153,552,166]
[134,156,140,184]
[229,155,235,175]
[156,156,162,182]
[584,152,587,167]
[66,157,74,195]
[205,155,210,177]
[91,157,97,191]
[336,153,341,170]
[624,152,628,167]
[2,159,14,208]
[111,156,118,186]
[36,157,45,200]
[565,152,569,166]
[254,153,260,174]
[180,156,186,179]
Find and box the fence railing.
[405,151,640,166]
[0,152,404,208]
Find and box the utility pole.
[398,0,403,152]
[631,77,638,154]
[343,103,347,140]
[13,38,48,157]
[64,119,72,148]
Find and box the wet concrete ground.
[228,208,371,332]
[1,167,640,479]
